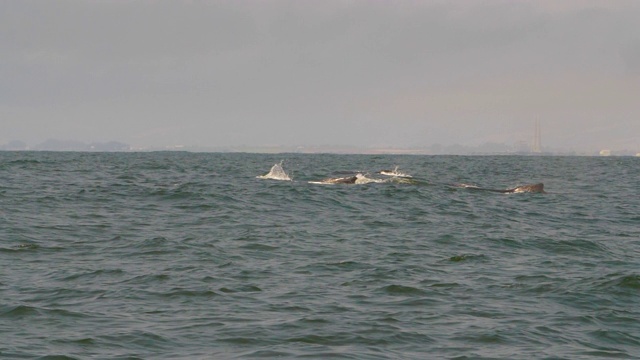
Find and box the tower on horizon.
[531,120,541,153]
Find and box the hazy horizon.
[2,1,639,153]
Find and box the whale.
[310,173,388,185]
[309,175,358,185]
[454,183,546,193]
[508,183,546,193]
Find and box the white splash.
[379,166,412,178]
[257,161,292,181]
[454,183,481,189]
[355,173,385,184]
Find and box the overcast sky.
[2,0,639,151]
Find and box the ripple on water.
[591,273,640,295]
[378,284,427,296]
[36,355,81,360]
[1,304,41,318]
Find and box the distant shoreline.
[2,148,638,157]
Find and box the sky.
[2,0,640,152]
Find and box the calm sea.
[1,151,639,359]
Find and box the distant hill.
[0,139,130,151]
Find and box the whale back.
[324,176,358,184]
[511,183,545,193]
[453,182,547,193]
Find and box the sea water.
[1,152,639,359]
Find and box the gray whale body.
[455,183,546,193]
[318,176,358,184]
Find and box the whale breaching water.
[453,183,546,193]
[257,161,292,181]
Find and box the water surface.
[1,152,639,359]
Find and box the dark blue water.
[1,152,639,359]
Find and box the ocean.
[1,151,639,359]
